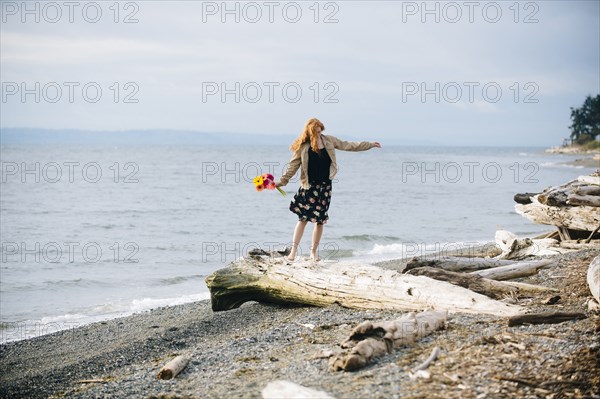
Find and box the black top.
[307,146,332,184]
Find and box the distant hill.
[0,128,289,145]
[0,127,437,146]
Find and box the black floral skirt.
[289,181,332,225]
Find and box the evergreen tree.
[569,94,600,143]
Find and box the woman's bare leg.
[311,223,324,261]
[288,220,308,260]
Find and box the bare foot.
[287,249,297,262]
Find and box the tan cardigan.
[277,134,375,189]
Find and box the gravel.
[1,249,599,399]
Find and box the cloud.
[0,1,598,145]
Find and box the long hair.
[290,118,325,154]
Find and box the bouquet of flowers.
[253,173,286,196]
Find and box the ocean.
[0,144,596,342]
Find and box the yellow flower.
[253,176,264,186]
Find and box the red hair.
[290,118,325,154]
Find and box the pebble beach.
[1,249,599,399]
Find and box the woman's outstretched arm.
[329,135,381,151]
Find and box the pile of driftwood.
[204,246,594,374]
[515,173,600,243]
[204,236,582,319]
[204,173,600,380]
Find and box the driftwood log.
[507,312,587,327]
[494,230,569,259]
[514,192,540,205]
[471,259,554,281]
[588,255,600,304]
[577,174,600,185]
[403,256,514,273]
[412,346,441,372]
[157,355,189,380]
[560,240,600,250]
[329,310,447,372]
[515,174,600,233]
[567,194,600,207]
[205,253,523,316]
[407,267,557,299]
[574,185,600,196]
[421,242,502,258]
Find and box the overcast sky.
[1,1,599,145]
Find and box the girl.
[276,118,381,262]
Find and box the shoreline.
[1,249,599,398]
[545,145,600,169]
[545,145,600,155]
[564,154,600,169]
[0,292,213,345]
[0,241,506,345]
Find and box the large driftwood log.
[588,255,600,304]
[407,267,557,299]
[329,310,447,372]
[205,253,523,316]
[471,259,554,281]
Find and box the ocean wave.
[44,278,112,289]
[40,313,89,324]
[539,162,584,169]
[130,293,211,313]
[364,240,490,258]
[340,234,400,242]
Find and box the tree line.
[569,94,600,144]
